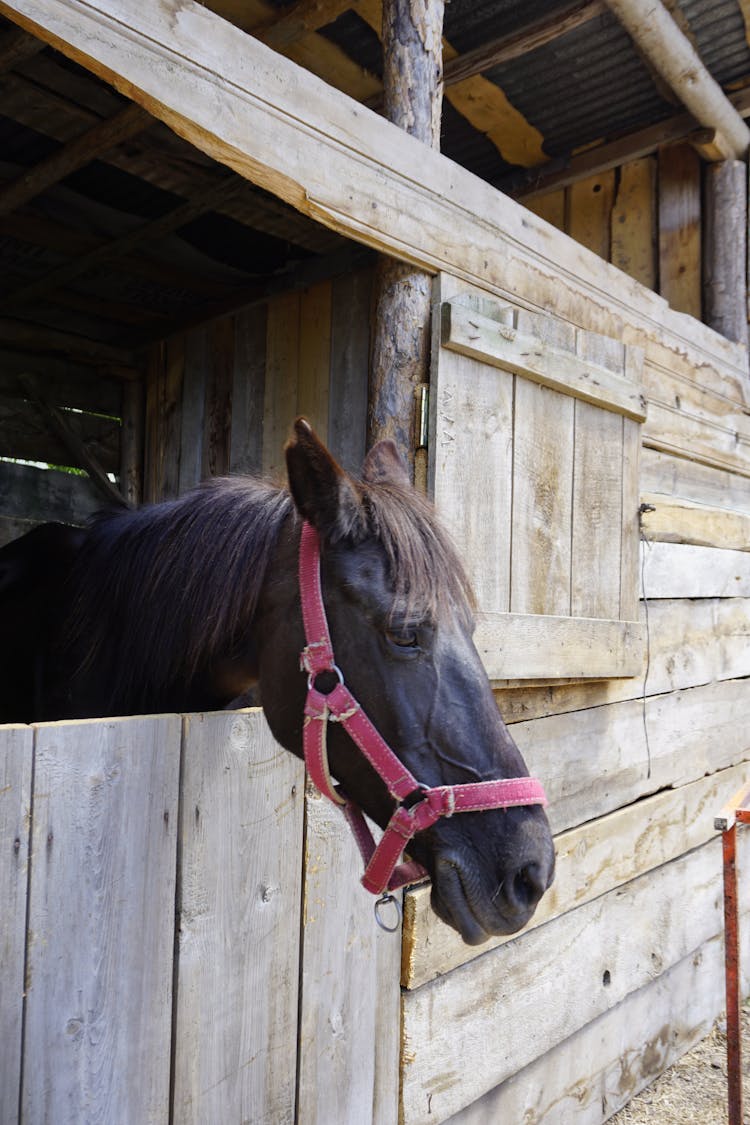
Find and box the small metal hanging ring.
[374,892,402,933]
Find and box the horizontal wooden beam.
[444,0,606,86]
[0,21,43,71]
[604,0,750,159]
[0,102,150,217]
[475,612,645,680]
[442,299,647,420]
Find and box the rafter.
[0,102,150,216]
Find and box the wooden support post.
[704,159,749,347]
[369,0,444,472]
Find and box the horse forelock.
[360,480,476,631]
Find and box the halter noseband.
[298,521,547,925]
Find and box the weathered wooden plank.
[0,725,32,1125]
[327,269,370,472]
[263,290,299,482]
[297,281,331,442]
[0,460,100,524]
[160,333,185,500]
[201,316,233,478]
[119,377,143,506]
[566,170,615,260]
[641,492,750,550]
[172,710,304,1125]
[619,417,641,620]
[402,758,750,989]
[441,300,647,421]
[297,785,401,1125]
[494,596,750,723]
[641,540,750,598]
[0,398,121,473]
[446,922,750,1124]
[23,715,181,1125]
[524,188,565,231]
[510,380,573,616]
[432,348,513,613]
[643,397,750,480]
[516,676,750,837]
[641,447,750,515]
[178,324,208,494]
[229,304,266,476]
[658,143,702,319]
[610,156,656,289]
[401,840,727,1124]
[571,404,624,619]
[475,613,644,681]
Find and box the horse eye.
[386,628,419,649]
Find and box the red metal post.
[716,780,750,1125]
[722,822,743,1125]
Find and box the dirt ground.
[610,1000,750,1124]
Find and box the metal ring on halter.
[374,892,402,933]
[307,664,345,692]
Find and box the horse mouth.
[430,852,543,946]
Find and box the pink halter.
[298,521,547,921]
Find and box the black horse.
[0,419,554,944]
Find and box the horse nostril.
[510,863,547,911]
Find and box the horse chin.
[429,852,534,946]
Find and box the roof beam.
[604,0,750,160]
[0,102,150,216]
[444,0,607,86]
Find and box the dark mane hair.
[66,471,474,712]
[67,477,293,710]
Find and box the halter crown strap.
[298,521,548,897]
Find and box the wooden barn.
[1,0,750,1121]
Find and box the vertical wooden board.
[201,316,234,479]
[328,269,371,473]
[297,786,401,1125]
[571,402,624,618]
[658,143,702,319]
[172,710,304,1125]
[119,377,144,506]
[230,303,267,476]
[566,171,616,260]
[263,290,300,481]
[510,378,574,615]
[23,716,181,1125]
[143,342,165,503]
[432,349,514,612]
[297,280,332,441]
[179,323,208,494]
[161,333,186,500]
[0,725,32,1125]
[524,189,565,231]
[611,157,657,289]
[620,416,641,620]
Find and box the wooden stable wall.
[144,270,372,502]
[0,710,401,1125]
[396,266,750,1121]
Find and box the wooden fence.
[1,710,400,1125]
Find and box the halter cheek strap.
[298,521,548,900]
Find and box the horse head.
[257,419,555,945]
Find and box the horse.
[0,418,554,944]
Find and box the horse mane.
[67,477,294,711]
[66,470,474,712]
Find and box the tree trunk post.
[369,0,444,479]
[703,159,749,348]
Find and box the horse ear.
[362,439,411,488]
[285,418,365,541]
